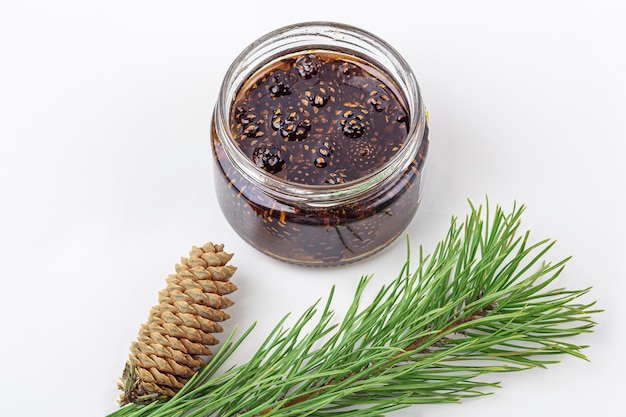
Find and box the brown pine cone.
[118,242,237,405]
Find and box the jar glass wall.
[211,22,429,267]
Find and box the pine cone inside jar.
[118,242,237,405]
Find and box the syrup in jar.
[211,23,429,267]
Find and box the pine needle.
[107,200,600,417]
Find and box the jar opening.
[213,22,425,206]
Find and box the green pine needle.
[108,200,600,417]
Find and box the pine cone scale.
[206,265,237,281]
[180,338,212,356]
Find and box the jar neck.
[213,22,426,207]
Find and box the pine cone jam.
[211,23,429,267]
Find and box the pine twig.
[108,200,600,417]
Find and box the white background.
[1,1,624,416]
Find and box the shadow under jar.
[211,22,429,267]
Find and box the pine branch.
[107,201,600,417]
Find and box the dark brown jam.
[230,51,410,185]
[212,49,429,267]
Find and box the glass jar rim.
[213,21,426,207]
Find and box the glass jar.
[211,22,429,267]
